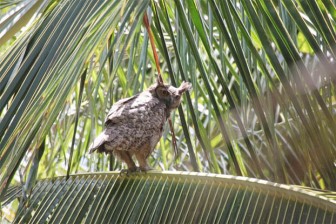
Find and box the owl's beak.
[178,81,192,94]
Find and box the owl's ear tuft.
[156,75,164,86]
[178,81,192,94]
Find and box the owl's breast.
[147,104,167,149]
[139,103,166,135]
[113,102,167,152]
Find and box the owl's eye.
[162,89,169,96]
[156,87,170,99]
[157,87,169,97]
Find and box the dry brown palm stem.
[142,12,178,158]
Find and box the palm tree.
[1,0,336,222]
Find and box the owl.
[89,79,191,172]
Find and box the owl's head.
[149,78,192,110]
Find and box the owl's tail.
[89,131,109,153]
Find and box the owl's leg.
[134,150,153,172]
[114,150,138,172]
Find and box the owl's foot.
[139,166,154,172]
[119,166,153,176]
[119,167,140,176]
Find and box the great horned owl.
[89,79,191,172]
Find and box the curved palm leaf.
[2,172,336,223]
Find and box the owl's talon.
[139,166,154,173]
[119,167,140,176]
[119,169,129,176]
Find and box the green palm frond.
[1,186,21,207]
[2,172,336,223]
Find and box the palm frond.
[2,172,336,223]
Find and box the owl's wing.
[88,131,109,153]
[104,94,138,126]
[104,92,160,126]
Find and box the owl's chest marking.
[104,101,167,152]
[128,104,167,152]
